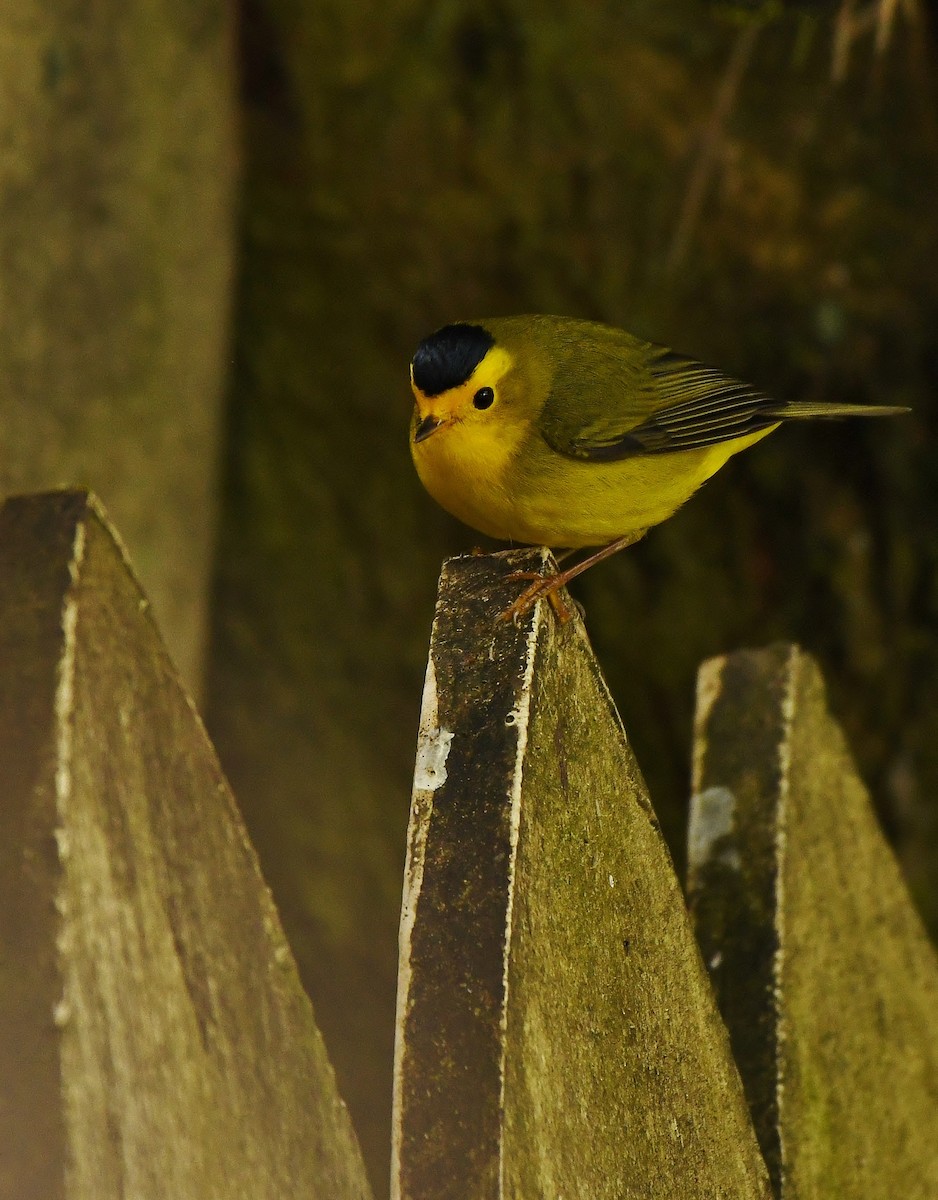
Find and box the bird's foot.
[499,571,573,626]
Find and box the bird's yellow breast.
[411,414,530,542]
[412,419,775,548]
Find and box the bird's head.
[409,323,517,446]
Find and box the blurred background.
[3,0,936,1192]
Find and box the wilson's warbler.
[409,315,908,619]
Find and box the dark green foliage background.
[206,2,938,1191]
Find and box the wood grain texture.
[0,491,372,1200]
[690,644,938,1199]
[393,549,771,1200]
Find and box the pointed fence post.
[690,643,938,1199]
[0,491,372,1200]
[392,549,771,1200]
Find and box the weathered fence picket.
[0,492,371,1200]
[690,644,938,1199]
[2,500,935,1200]
[392,549,773,1200]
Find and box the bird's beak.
[414,413,445,443]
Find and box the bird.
[408,314,909,622]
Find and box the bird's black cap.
[411,323,495,397]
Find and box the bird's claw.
[499,572,574,626]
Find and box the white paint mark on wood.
[691,656,727,794]
[688,786,741,871]
[774,645,799,1186]
[54,519,85,821]
[412,691,454,795]
[498,595,544,1198]
[391,649,446,1200]
[51,515,85,1105]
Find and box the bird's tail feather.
[773,401,911,420]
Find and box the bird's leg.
[501,550,574,601]
[501,547,576,588]
[500,531,647,624]
[502,546,575,576]
[502,571,576,622]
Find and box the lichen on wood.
[393,549,771,1199]
[0,491,372,1200]
[690,643,938,1198]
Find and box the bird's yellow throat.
[410,346,530,540]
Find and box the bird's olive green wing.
[538,336,778,461]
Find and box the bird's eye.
[473,386,495,410]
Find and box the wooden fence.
[0,493,370,1200]
[1,491,935,1198]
